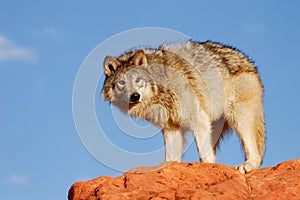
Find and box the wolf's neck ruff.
[129,83,181,130]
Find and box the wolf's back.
[162,40,257,76]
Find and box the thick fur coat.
[102,40,265,174]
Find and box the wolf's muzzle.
[130,92,141,103]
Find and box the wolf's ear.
[132,50,147,66]
[104,55,120,76]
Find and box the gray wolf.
[101,40,265,174]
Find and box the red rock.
[68,159,300,200]
[246,159,300,200]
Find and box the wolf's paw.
[236,161,257,174]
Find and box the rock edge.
[68,159,300,200]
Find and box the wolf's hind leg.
[234,101,265,174]
[162,129,184,161]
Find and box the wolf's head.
[101,50,155,113]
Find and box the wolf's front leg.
[162,128,184,161]
[193,111,216,163]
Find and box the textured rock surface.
[68,159,300,200]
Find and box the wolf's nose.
[130,92,140,103]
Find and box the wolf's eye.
[118,80,125,85]
[135,78,141,83]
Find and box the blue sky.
[1,1,300,199]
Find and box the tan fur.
[101,40,266,173]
